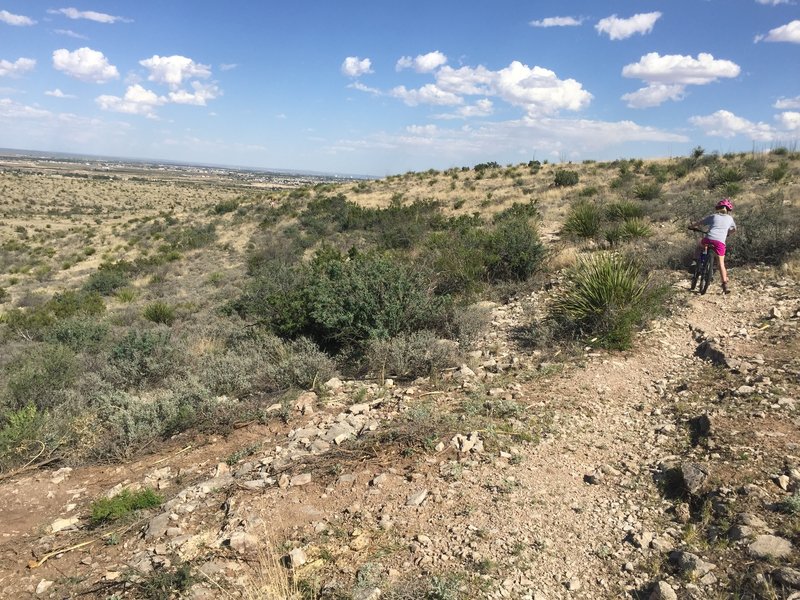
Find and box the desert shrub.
[3,290,105,341]
[163,223,216,250]
[90,488,163,526]
[0,404,46,471]
[605,201,644,222]
[84,264,131,295]
[366,330,460,381]
[492,200,540,223]
[578,186,599,197]
[620,218,653,240]
[233,260,309,337]
[44,317,109,352]
[212,199,239,214]
[143,302,176,326]
[633,181,661,201]
[563,202,603,239]
[261,336,337,391]
[731,195,800,265]
[484,218,546,282]
[548,252,669,349]
[444,303,492,349]
[4,343,78,412]
[706,165,743,189]
[304,250,449,350]
[49,290,105,318]
[108,329,180,388]
[424,229,489,296]
[0,287,7,304]
[767,160,790,183]
[553,169,579,187]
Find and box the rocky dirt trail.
[1,268,798,599]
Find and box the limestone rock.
[681,462,710,495]
[749,535,793,560]
[649,581,677,600]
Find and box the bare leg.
[717,254,728,284]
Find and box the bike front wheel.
[699,253,715,294]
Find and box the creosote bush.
[553,169,579,187]
[548,252,669,349]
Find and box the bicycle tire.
[690,256,702,291]
[699,251,714,294]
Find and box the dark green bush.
[548,252,668,349]
[553,169,579,187]
[731,194,800,265]
[143,302,176,326]
[484,218,546,282]
[4,343,78,411]
[563,202,603,238]
[163,223,216,250]
[707,165,743,189]
[633,181,661,201]
[44,317,109,352]
[605,201,644,222]
[234,260,309,337]
[212,199,239,214]
[84,264,131,295]
[0,287,8,304]
[109,330,179,388]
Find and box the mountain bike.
[689,226,715,294]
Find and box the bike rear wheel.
[699,252,715,294]
[690,257,702,291]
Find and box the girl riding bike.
[689,198,737,294]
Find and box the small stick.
[150,445,192,466]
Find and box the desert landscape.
[1,148,799,599]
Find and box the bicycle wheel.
[690,255,702,291]
[699,252,715,294]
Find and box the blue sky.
[1,1,799,176]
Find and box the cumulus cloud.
[433,99,494,120]
[621,53,740,107]
[0,98,52,120]
[219,63,238,71]
[0,10,36,26]
[775,95,800,109]
[435,65,494,95]
[530,16,583,27]
[53,47,119,83]
[390,84,462,106]
[140,55,211,88]
[623,52,740,85]
[348,81,381,95]
[396,51,448,73]
[690,110,776,141]
[596,12,661,40]
[48,7,130,24]
[756,0,790,5]
[777,111,800,130]
[168,81,221,106]
[0,57,36,78]
[45,88,76,98]
[96,84,166,117]
[493,61,592,115]
[341,56,373,77]
[622,84,686,108]
[755,20,800,43]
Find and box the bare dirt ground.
[1,266,797,599]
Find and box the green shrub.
[261,336,337,391]
[143,302,176,326]
[212,199,239,214]
[44,317,109,352]
[563,202,603,238]
[0,287,8,304]
[84,265,131,295]
[605,201,644,222]
[620,218,653,240]
[0,404,45,471]
[731,194,800,265]
[767,160,790,183]
[484,218,546,282]
[5,344,78,411]
[365,330,460,381]
[548,252,668,349]
[163,223,216,250]
[49,290,105,318]
[553,169,579,187]
[109,329,179,388]
[633,181,661,201]
[90,488,163,526]
[706,165,743,189]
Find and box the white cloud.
[140,55,211,89]
[168,81,221,106]
[96,84,166,117]
[435,65,494,95]
[396,51,448,73]
[0,10,36,26]
[596,12,661,40]
[53,47,119,83]
[756,0,790,5]
[530,16,583,27]
[493,61,592,115]
[622,52,740,85]
[55,28,89,40]
[341,56,373,77]
[390,84,462,106]
[219,63,238,71]
[48,7,130,24]
[690,110,776,141]
[0,57,36,78]
[775,95,800,109]
[433,99,494,120]
[777,111,800,130]
[45,88,76,98]
[0,98,52,119]
[756,20,800,43]
[622,84,686,108]
[348,81,381,95]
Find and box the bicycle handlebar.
[688,226,708,234]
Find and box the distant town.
[0,148,368,189]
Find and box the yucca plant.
[550,252,667,349]
[633,181,661,201]
[621,217,652,240]
[563,202,603,239]
[605,200,644,222]
[143,301,176,326]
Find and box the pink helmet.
[716,198,733,212]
